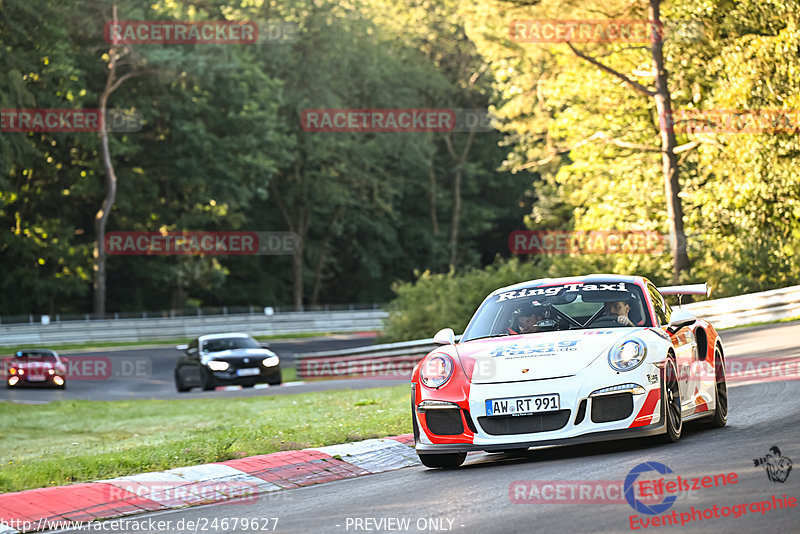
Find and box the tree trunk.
[649,0,690,282]
[92,4,141,317]
[93,101,117,318]
[310,207,342,305]
[271,173,308,310]
[428,158,439,235]
[444,130,475,267]
[291,240,304,310]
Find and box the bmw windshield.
[461,281,651,342]
[202,337,260,353]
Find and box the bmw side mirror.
[433,328,456,346]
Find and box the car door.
[647,283,696,412]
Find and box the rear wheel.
[418,452,467,469]
[662,357,683,443]
[707,346,728,428]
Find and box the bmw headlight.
[207,360,230,371]
[420,354,454,388]
[262,356,280,367]
[608,338,647,372]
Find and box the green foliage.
[0,0,523,314]
[383,258,548,341]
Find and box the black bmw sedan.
[174,333,281,392]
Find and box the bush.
[382,258,549,342]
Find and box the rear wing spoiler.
[657,283,711,297]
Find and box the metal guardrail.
[0,310,388,347]
[295,285,800,378]
[682,284,800,329]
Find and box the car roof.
[198,333,252,342]
[490,274,644,296]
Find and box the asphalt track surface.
[0,334,398,403]
[51,320,800,534]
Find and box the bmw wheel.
[175,371,190,393]
[201,369,216,391]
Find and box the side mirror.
[433,328,456,346]
[667,309,697,331]
[176,344,189,351]
[260,342,271,349]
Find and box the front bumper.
[415,362,664,453]
[415,419,665,453]
[7,375,66,387]
[210,366,281,384]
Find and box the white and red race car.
[411,275,727,468]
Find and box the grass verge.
[0,384,409,494]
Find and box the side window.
[647,283,670,326]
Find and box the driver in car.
[604,300,635,326]
[508,305,546,334]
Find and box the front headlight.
[262,356,280,367]
[420,354,454,388]
[207,360,230,371]
[608,338,647,372]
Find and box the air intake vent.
[591,393,634,423]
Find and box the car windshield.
[15,351,57,363]
[202,337,259,353]
[461,281,651,342]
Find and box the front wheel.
[418,452,466,469]
[175,372,190,393]
[662,357,683,443]
[706,346,728,428]
[201,369,216,391]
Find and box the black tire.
[242,383,255,388]
[662,357,683,443]
[201,369,216,391]
[175,372,190,393]
[418,452,467,469]
[707,346,728,428]
[268,375,282,386]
